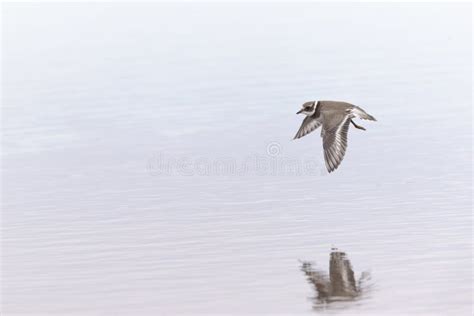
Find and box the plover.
[294,101,376,173]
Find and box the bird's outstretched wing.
[321,113,352,173]
[294,116,322,139]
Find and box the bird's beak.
[296,109,304,114]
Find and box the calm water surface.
[2,3,472,315]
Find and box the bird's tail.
[353,106,377,121]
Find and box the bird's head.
[296,101,316,116]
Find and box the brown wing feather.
[322,114,352,172]
[294,116,322,139]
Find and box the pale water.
[1,3,472,315]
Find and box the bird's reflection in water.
[300,249,372,311]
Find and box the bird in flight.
[294,100,376,173]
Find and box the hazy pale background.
[2,3,472,315]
